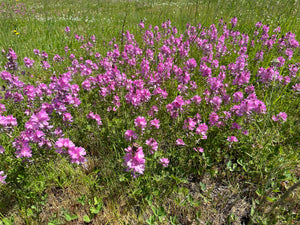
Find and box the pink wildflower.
[0,146,4,154]
[124,130,138,141]
[134,116,147,130]
[150,119,160,129]
[272,112,287,122]
[193,147,204,153]
[0,171,7,184]
[68,146,86,164]
[123,147,145,177]
[227,136,238,143]
[176,139,185,146]
[159,158,169,167]
[63,112,73,122]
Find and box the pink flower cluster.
[123,146,145,177]
[86,111,102,125]
[55,138,86,164]
[272,112,287,122]
[0,171,7,184]
[0,17,299,181]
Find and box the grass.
[0,0,299,224]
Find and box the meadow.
[0,0,299,224]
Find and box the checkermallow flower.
[124,130,138,141]
[176,139,185,146]
[272,112,287,122]
[159,158,169,167]
[134,116,147,130]
[0,171,7,184]
[123,146,145,177]
[227,136,238,143]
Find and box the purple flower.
[292,83,300,92]
[139,20,144,29]
[123,147,145,177]
[233,92,244,103]
[183,118,197,131]
[0,146,4,154]
[65,26,70,33]
[242,130,249,136]
[68,146,86,164]
[209,112,219,126]
[134,116,147,130]
[186,58,197,69]
[15,143,32,158]
[145,138,158,153]
[0,171,7,184]
[63,112,73,122]
[23,57,35,68]
[176,139,185,146]
[231,123,241,130]
[150,119,160,129]
[193,147,204,153]
[230,17,237,28]
[159,158,169,167]
[227,136,238,143]
[191,95,202,104]
[124,130,138,141]
[0,104,6,114]
[272,112,287,122]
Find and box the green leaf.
[1,218,13,225]
[199,182,206,191]
[64,212,78,222]
[151,206,157,215]
[145,195,153,206]
[157,206,167,218]
[77,195,86,206]
[90,204,102,214]
[146,215,156,225]
[83,215,91,223]
[266,196,277,202]
[64,213,72,222]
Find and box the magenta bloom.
[150,119,160,129]
[191,95,202,104]
[242,130,249,135]
[209,112,219,126]
[292,83,300,92]
[0,171,7,184]
[176,139,185,146]
[193,147,204,153]
[0,146,4,154]
[124,130,138,141]
[0,104,6,114]
[230,17,238,27]
[16,143,32,158]
[65,26,70,33]
[159,158,169,167]
[145,138,158,153]
[87,112,102,125]
[63,112,73,122]
[68,146,86,164]
[55,138,75,153]
[227,136,238,143]
[123,147,145,177]
[186,58,197,69]
[272,112,287,122]
[195,123,208,139]
[134,116,147,130]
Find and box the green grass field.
[0,0,299,224]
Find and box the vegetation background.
[0,0,299,224]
